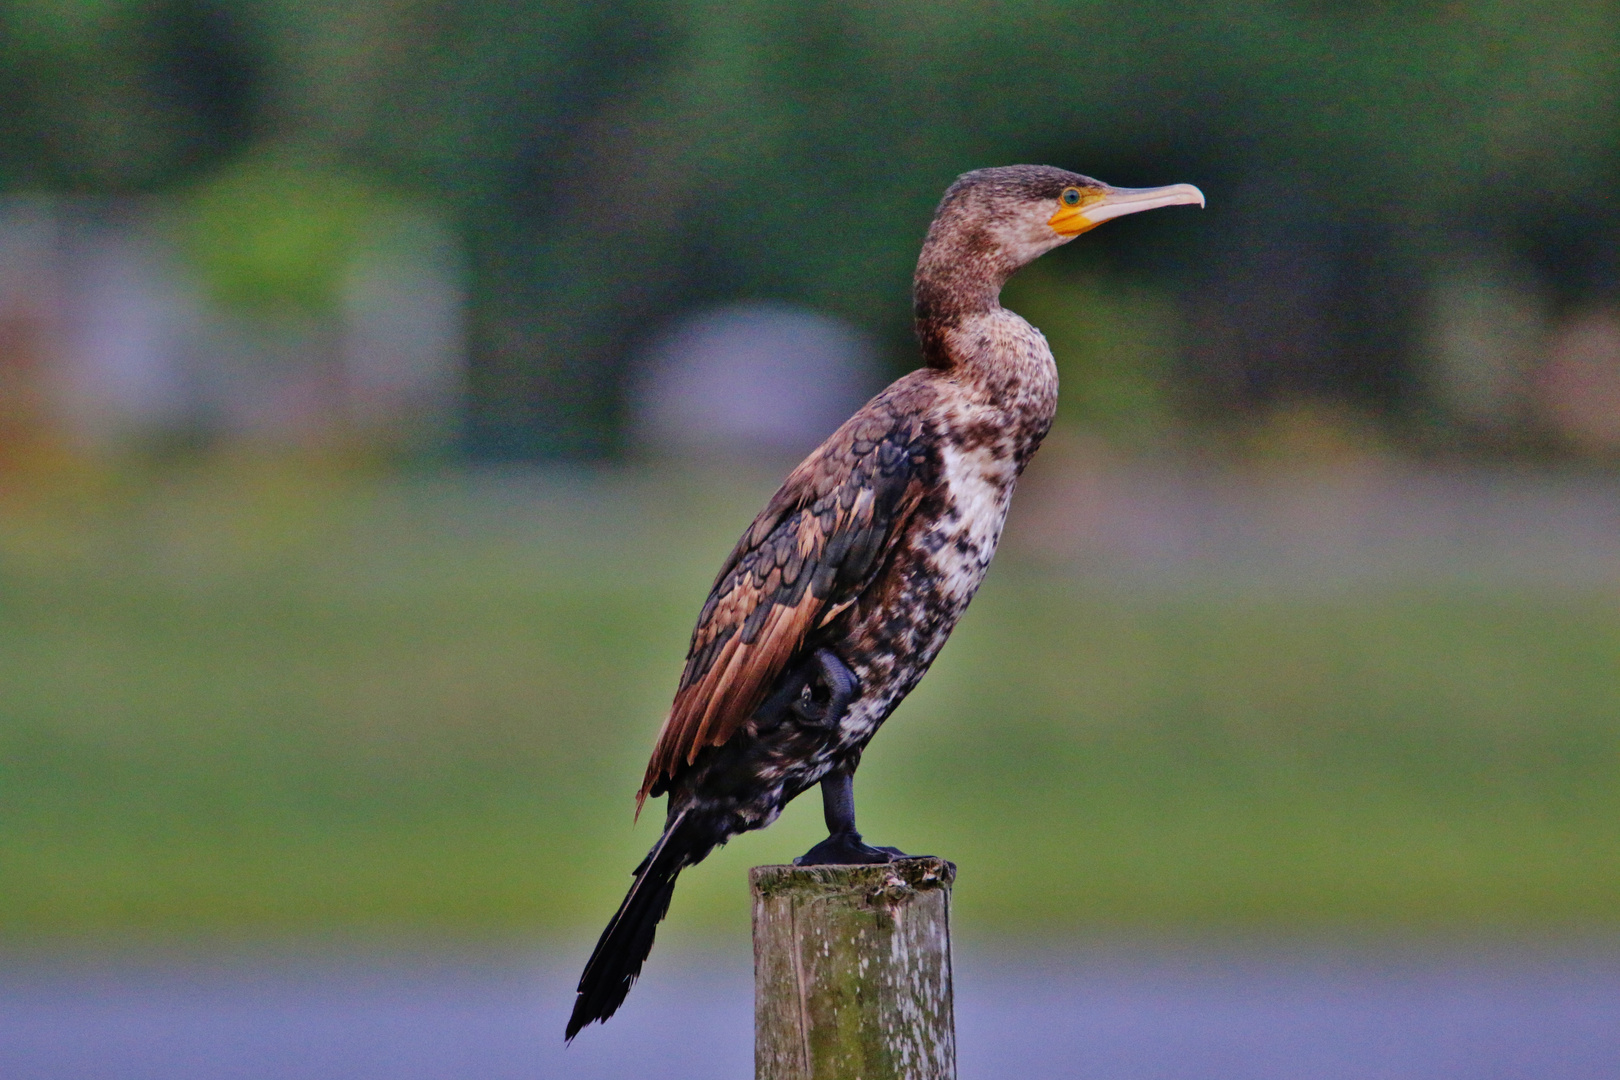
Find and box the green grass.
[2,461,1618,940]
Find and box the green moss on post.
[752,857,957,1080]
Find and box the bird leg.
[793,767,910,865]
[781,650,906,864]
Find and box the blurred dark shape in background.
[1,0,1618,464]
[0,184,462,459]
[629,301,881,462]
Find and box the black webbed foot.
[793,832,911,866]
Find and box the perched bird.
[567,165,1203,1039]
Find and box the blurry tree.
[1,0,265,190]
[344,0,675,457]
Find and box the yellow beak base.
[1048,202,1102,236]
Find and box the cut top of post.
[750,856,956,903]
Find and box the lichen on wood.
[752,856,957,1080]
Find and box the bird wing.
[638,401,930,808]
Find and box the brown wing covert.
[637,404,929,808]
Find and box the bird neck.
[911,226,1017,371]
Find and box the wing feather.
[636,395,932,808]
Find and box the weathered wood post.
[751,857,957,1080]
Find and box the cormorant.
[567,165,1203,1039]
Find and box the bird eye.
[1061,187,1082,206]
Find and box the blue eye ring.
[1061,187,1083,206]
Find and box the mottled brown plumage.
[639,388,931,808]
[568,165,1203,1040]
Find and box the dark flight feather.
[566,809,705,1040]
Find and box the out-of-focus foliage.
[2,0,1617,454]
[1,0,263,190]
[174,155,405,316]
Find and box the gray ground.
[3,943,1618,1079]
[1014,459,1620,587]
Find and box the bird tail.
[566,808,707,1041]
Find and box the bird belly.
[834,438,1019,751]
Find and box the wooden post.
[751,857,957,1080]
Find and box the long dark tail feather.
[566,809,703,1041]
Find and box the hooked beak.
[1048,183,1205,236]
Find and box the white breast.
[921,308,1058,605]
[927,432,1020,604]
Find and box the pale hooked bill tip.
[1110,182,1205,207]
[1083,182,1206,225]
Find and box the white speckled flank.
[928,438,1017,598]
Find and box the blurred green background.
[5,462,1619,941]
[2,0,1619,945]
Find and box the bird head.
[929,165,1205,273]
